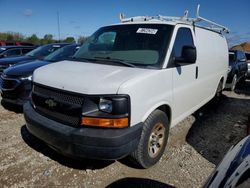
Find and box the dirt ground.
[0,80,250,188]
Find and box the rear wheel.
[130,110,169,168]
[239,75,246,85]
[213,80,223,104]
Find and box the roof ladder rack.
[194,4,229,33]
[119,4,229,34]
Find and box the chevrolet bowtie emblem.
[45,99,57,108]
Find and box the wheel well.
[157,105,171,124]
[220,77,224,83]
[219,76,224,90]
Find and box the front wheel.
[130,110,169,168]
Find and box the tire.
[239,75,246,85]
[231,74,237,91]
[212,80,223,104]
[130,109,169,168]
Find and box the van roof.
[116,5,229,34]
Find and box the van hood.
[33,60,154,94]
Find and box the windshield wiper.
[94,56,136,68]
[46,59,57,62]
[70,57,95,62]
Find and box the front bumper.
[24,102,143,160]
[0,77,32,106]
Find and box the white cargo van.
[24,7,229,168]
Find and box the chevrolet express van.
[24,10,229,168]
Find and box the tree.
[77,36,88,44]
[12,32,24,41]
[6,34,14,41]
[0,32,8,40]
[63,37,75,43]
[44,34,53,41]
[43,34,54,44]
[26,34,39,45]
[0,32,24,41]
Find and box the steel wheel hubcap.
[148,123,165,158]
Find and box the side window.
[6,49,21,56]
[172,28,194,58]
[238,51,246,61]
[48,47,60,53]
[168,27,195,67]
[22,48,33,54]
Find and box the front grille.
[0,76,20,90]
[33,85,83,105]
[32,84,84,126]
[35,106,80,126]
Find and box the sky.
[0,0,249,47]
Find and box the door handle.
[195,66,198,79]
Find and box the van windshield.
[73,24,173,68]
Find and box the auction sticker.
[136,28,158,34]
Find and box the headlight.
[20,75,33,81]
[99,98,112,113]
[81,95,130,128]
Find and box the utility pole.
[57,12,61,42]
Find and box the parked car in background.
[0,46,36,58]
[0,44,80,108]
[245,52,250,78]
[0,43,70,74]
[0,41,34,46]
[204,135,250,188]
[226,50,248,91]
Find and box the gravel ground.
[0,80,250,188]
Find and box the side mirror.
[175,45,197,64]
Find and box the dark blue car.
[0,44,80,109]
[0,43,70,74]
[0,46,36,59]
[204,135,250,187]
[226,50,248,91]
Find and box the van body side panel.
[118,69,173,126]
[171,27,228,126]
[194,28,228,103]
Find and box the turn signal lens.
[81,117,128,128]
